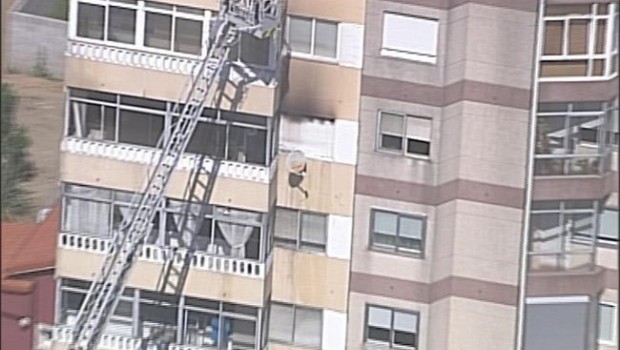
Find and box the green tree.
[1,83,36,220]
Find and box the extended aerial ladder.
[68,1,281,349]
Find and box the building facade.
[39,0,617,350]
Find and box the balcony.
[65,40,281,117]
[39,325,247,350]
[56,232,273,305]
[61,137,274,184]
[60,137,275,212]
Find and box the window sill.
[274,243,327,256]
[380,48,436,65]
[538,73,619,83]
[375,149,432,162]
[290,51,340,66]
[369,245,425,260]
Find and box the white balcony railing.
[51,325,143,350]
[61,138,272,184]
[59,233,266,279]
[66,40,199,76]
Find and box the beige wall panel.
[165,0,219,11]
[428,297,516,350]
[276,155,355,216]
[55,248,266,306]
[283,58,360,121]
[60,152,270,212]
[597,246,619,270]
[271,248,349,312]
[287,0,365,24]
[65,57,278,117]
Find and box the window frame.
[380,12,439,64]
[269,302,323,348]
[65,88,273,166]
[364,304,420,349]
[540,3,619,81]
[287,15,340,62]
[376,111,432,159]
[597,207,619,244]
[70,0,209,58]
[369,208,427,258]
[534,101,617,177]
[273,207,328,253]
[598,302,618,345]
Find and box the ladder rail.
[70,20,235,350]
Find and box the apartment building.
[38,0,617,350]
[44,0,361,349]
[345,1,618,350]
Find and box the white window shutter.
[326,215,353,260]
[406,116,432,141]
[338,23,364,68]
[383,13,438,57]
[333,119,358,165]
[321,310,347,350]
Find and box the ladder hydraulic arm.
[68,2,280,349]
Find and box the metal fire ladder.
[68,1,280,349]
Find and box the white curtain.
[65,187,110,237]
[216,208,261,258]
[168,201,202,248]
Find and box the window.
[525,296,593,350]
[58,278,263,348]
[370,209,425,256]
[269,303,322,348]
[365,305,419,349]
[143,1,204,55]
[377,112,431,157]
[598,208,618,243]
[274,207,327,252]
[534,101,616,176]
[381,13,438,63]
[528,200,598,271]
[66,88,272,166]
[229,32,272,66]
[61,182,268,261]
[288,16,338,59]
[541,3,618,79]
[74,0,204,56]
[599,303,617,344]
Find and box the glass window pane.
[174,18,203,55]
[568,19,589,55]
[227,126,267,165]
[598,304,615,342]
[599,208,619,241]
[314,20,337,58]
[300,213,327,251]
[269,304,293,343]
[381,134,403,151]
[293,308,321,347]
[406,139,430,156]
[108,7,136,44]
[373,211,397,235]
[77,3,104,40]
[544,21,563,55]
[145,12,172,50]
[118,110,164,147]
[275,208,298,247]
[186,121,226,159]
[394,311,417,331]
[399,217,423,239]
[240,33,271,66]
[380,113,404,135]
[289,17,312,54]
[63,198,111,237]
[367,306,391,327]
